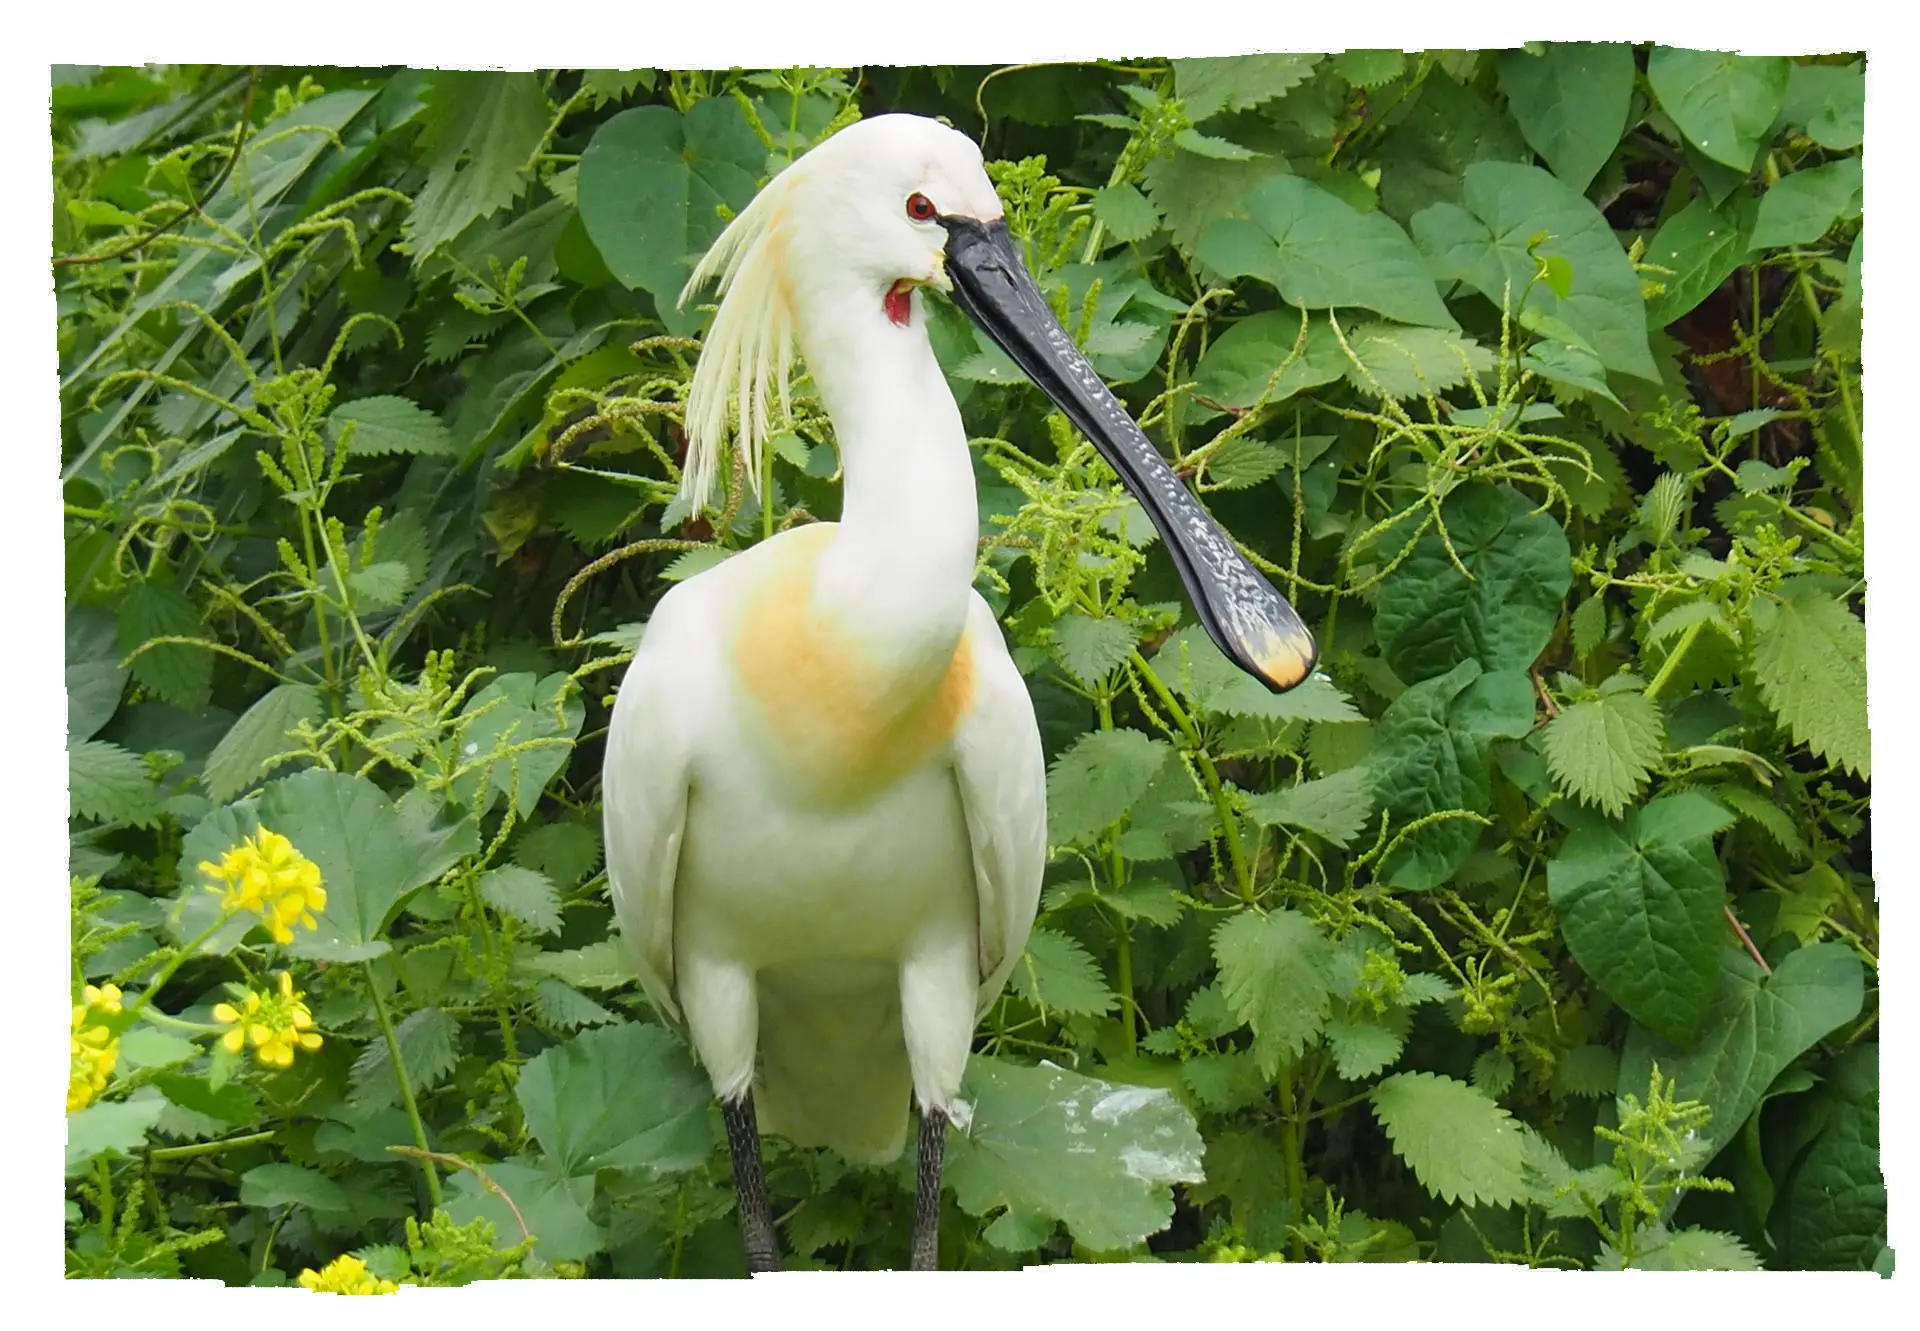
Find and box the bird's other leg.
[900,931,973,1272]
[912,1105,948,1272]
[722,1092,782,1274]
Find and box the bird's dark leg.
[722,1093,782,1274]
[911,1106,948,1271]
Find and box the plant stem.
[119,913,233,1024]
[364,962,442,1209]
[1129,650,1255,902]
[150,1130,276,1161]
[1278,1069,1306,1261]
[1643,618,1705,703]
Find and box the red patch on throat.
[884,280,914,327]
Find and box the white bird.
[602,113,1316,1273]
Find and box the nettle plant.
[61,50,1875,1281]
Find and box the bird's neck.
[799,286,979,676]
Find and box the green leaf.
[1471,1048,1516,1097]
[404,72,549,258]
[1091,182,1160,244]
[1774,1043,1885,1270]
[1212,909,1334,1075]
[1339,323,1494,400]
[350,1006,461,1108]
[1332,50,1407,89]
[1326,1013,1409,1080]
[446,1157,602,1263]
[1143,147,1292,261]
[1751,158,1863,251]
[1541,688,1666,816]
[1051,614,1137,687]
[450,672,586,818]
[1045,728,1173,847]
[1149,625,1361,723]
[1375,483,1572,683]
[1201,438,1290,489]
[1200,175,1456,329]
[154,1073,259,1124]
[260,769,470,958]
[1242,766,1376,848]
[515,939,635,991]
[1748,589,1869,777]
[202,683,322,805]
[327,395,456,457]
[1191,311,1345,410]
[946,1058,1205,1252]
[1622,1227,1763,1271]
[532,979,619,1030]
[516,1022,713,1177]
[67,608,127,743]
[1570,595,1607,660]
[1496,43,1636,192]
[1555,1044,1619,1098]
[1173,54,1319,121]
[1370,1071,1528,1207]
[1012,927,1116,1017]
[578,101,764,333]
[66,1098,166,1174]
[1647,49,1790,172]
[239,1162,351,1215]
[1642,194,1756,326]
[1547,790,1734,1043]
[117,1028,200,1071]
[515,821,604,887]
[1376,74,1531,226]
[117,575,209,710]
[1618,943,1864,1162]
[69,739,158,828]
[1412,161,1657,381]
[1170,129,1254,161]
[1370,660,1536,890]
[661,547,730,582]
[1781,60,1864,151]
[478,864,562,935]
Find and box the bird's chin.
[937,215,1317,693]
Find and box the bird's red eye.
[906,192,937,221]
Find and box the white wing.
[952,594,1048,1017]
[601,590,698,1029]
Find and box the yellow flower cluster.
[213,971,323,1069]
[297,1253,400,1295]
[67,984,124,1113]
[200,827,327,945]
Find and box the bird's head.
[679,113,1317,694]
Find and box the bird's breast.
[730,524,976,804]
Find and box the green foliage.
[57,52,1872,1279]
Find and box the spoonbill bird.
[603,113,1316,1273]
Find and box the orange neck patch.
[732,526,975,802]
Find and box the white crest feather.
[677,165,803,516]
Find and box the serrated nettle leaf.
[1173,54,1320,121]
[1012,927,1116,1017]
[351,1005,460,1108]
[1647,49,1789,173]
[1541,688,1666,817]
[1619,942,1864,1163]
[1471,1048,1516,1098]
[515,820,604,886]
[517,1022,713,1177]
[1496,43,1636,193]
[514,938,635,991]
[69,739,159,828]
[201,683,322,806]
[1412,161,1657,381]
[1091,183,1160,244]
[1554,1044,1618,1098]
[1170,128,1255,161]
[660,547,731,582]
[1199,437,1289,489]
[1148,625,1360,724]
[478,863,563,935]
[1570,595,1607,660]
[404,72,549,259]
[1326,1010,1410,1081]
[1338,322,1495,400]
[1213,908,1335,1075]
[1548,790,1735,1044]
[533,978,619,1030]
[1619,1226,1764,1271]
[1200,175,1456,329]
[1333,49,1407,89]
[1370,1072,1528,1208]
[1751,158,1863,252]
[239,1162,352,1215]
[1242,766,1376,848]
[946,1057,1204,1253]
[1712,783,1807,859]
[1045,728,1172,847]
[327,395,456,457]
[450,671,586,819]
[117,574,210,710]
[1748,589,1868,778]
[1143,147,1292,261]
[1375,483,1572,683]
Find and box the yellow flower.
[297,1253,399,1295]
[200,827,327,945]
[83,983,124,1015]
[212,971,324,1069]
[68,1002,118,1113]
